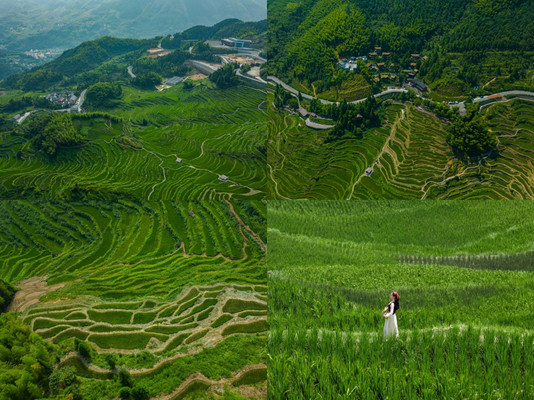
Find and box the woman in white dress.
[382,291,399,338]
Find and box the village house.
[45,90,77,107]
[408,78,429,92]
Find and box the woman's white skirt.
[383,314,399,338]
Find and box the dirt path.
[347,106,405,199]
[153,363,267,400]
[225,199,266,255]
[7,276,65,312]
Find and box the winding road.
[267,76,409,105]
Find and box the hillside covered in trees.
[267,0,534,96]
[0,279,15,312]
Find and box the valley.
[0,21,268,200]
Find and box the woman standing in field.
[382,292,399,338]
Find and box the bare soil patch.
[7,276,66,312]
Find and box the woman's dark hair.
[392,292,400,314]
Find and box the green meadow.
[268,201,534,399]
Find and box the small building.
[166,76,184,86]
[382,52,391,59]
[373,77,380,83]
[377,63,385,70]
[339,59,358,72]
[369,52,378,59]
[408,78,428,92]
[375,47,382,54]
[365,167,374,176]
[380,74,390,80]
[218,175,229,182]
[221,38,253,48]
[411,54,420,60]
[298,107,309,119]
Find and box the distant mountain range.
[0,0,266,51]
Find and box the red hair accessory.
[392,292,399,300]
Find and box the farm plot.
[267,98,534,200]
[0,83,267,200]
[24,284,267,354]
[268,201,534,399]
[0,200,267,399]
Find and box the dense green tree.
[132,72,162,89]
[0,313,57,400]
[105,354,116,370]
[131,386,149,400]
[30,113,83,157]
[209,64,238,88]
[447,113,497,159]
[118,369,133,387]
[182,80,194,90]
[49,366,82,399]
[85,82,122,107]
[74,339,92,362]
[119,387,132,400]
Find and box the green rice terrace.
[268,96,534,200]
[268,201,534,399]
[0,200,267,400]
[0,83,267,200]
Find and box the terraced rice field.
[0,83,267,200]
[0,200,267,399]
[268,98,534,199]
[268,201,534,399]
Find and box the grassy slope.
[0,82,268,200]
[268,97,534,199]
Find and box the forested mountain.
[0,0,266,51]
[1,37,156,91]
[179,18,267,42]
[267,0,534,95]
[1,18,266,91]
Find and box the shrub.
[75,339,92,362]
[118,369,133,387]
